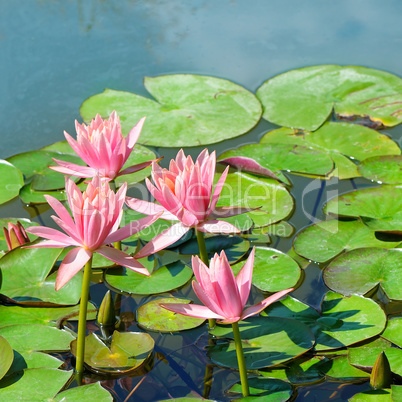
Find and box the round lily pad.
[382,317,402,347]
[358,155,402,184]
[80,74,262,147]
[53,382,113,402]
[293,219,401,263]
[324,248,402,300]
[0,160,24,205]
[256,65,402,131]
[0,218,39,252]
[0,335,13,380]
[136,297,205,332]
[208,316,315,369]
[7,351,63,376]
[317,355,369,382]
[231,247,301,292]
[70,331,154,374]
[105,260,193,296]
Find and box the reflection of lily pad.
[0,160,24,205]
[293,219,401,263]
[70,331,154,374]
[358,155,402,184]
[324,248,402,300]
[136,297,205,332]
[257,65,402,131]
[80,74,262,147]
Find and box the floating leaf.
[136,297,205,332]
[105,260,192,295]
[293,219,401,263]
[324,248,402,300]
[349,389,392,402]
[0,160,24,205]
[358,155,402,184]
[318,356,369,382]
[0,246,82,305]
[70,331,154,374]
[0,368,73,401]
[80,74,262,147]
[231,247,301,292]
[8,351,62,376]
[256,65,402,131]
[208,316,314,369]
[53,382,113,402]
[0,218,39,252]
[380,317,402,348]
[0,336,13,380]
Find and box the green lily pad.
[323,185,402,233]
[0,160,24,205]
[70,331,154,374]
[0,324,75,353]
[80,74,262,147]
[228,377,293,401]
[391,385,402,401]
[0,368,73,401]
[293,219,401,263]
[324,248,402,300]
[136,297,206,332]
[349,389,392,402]
[358,155,402,184]
[381,317,402,348]
[0,246,82,305]
[231,247,301,292]
[0,302,97,327]
[260,123,400,180]
[256,65,402,131]
[8,351,63,376]
[0,218,39,252]
[208,316,315,369]
[53,382,113,402]
[317,355,369,382]
[215,171,294,228]
[0,335,13,380]
[105,260,193,295]
[219,143,334,183]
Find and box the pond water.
[1,1,402,401]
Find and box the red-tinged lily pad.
[53,382,113,401]
[0,335,13,380]
[256,65,402,131]
[136,297,206,332]
[0,218,39,252]
[293,219,401,263]
[80,74,262,147]
[324,248,402,300]
[0,246,82,305]
[70,331,154,374]
[358,155,402,184]
[0,160,24,205]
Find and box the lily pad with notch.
[0,160,24,205]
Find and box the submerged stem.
[75,256,93,385]
[232,321,249,397]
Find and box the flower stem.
[232,321,249,397]
[75,256,93,385]
[195,229,215,328]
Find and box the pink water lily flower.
[50,111,155,181]
[3,221,30,250]
[161,248,293,324]
[26,177,161,290]
[126,149,251,258]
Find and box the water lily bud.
[3,221,30,250]
[97,290,116,327]
[370,351,392,389]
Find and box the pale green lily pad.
[8,351,63,376]
[209,316,315,369]
[80,75,262,147]
[105,260,193,295]
[0,160,24,205]
[0,335,13,380]
[381,317,402,348]
[0,246,82,305]
[0,218,39,252]
[260,123,400,180]
[215,171,294,228]
[0,325,75,352]
[256,65,402,131]
[293,219,401,263]
[0,302,97,327]
[228,377,293,401]
[219,143,334,183]
[323,185,402,233]
[0,368,73,402]
[70,331,154,374]
[358,155,402,184]
[324,248,402,300]
[349,389,392,402]
[136,297,205,332]
[53,382,113,402]
[231,247,301,292]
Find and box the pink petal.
[125,197,178,221]
[118,159,156,176]
[23,240,71,248]
[207,165,229,216]
[235,247,255,307]
[241,288,294,320]
[26,226,80,247]
[49,160,97,178]
[134,223,190,259]
[197,220,240,234]
[192,280,226,317]
[97,246,150,276]
[55,247,92,291]
[44,195,77,234]
[160,303,223,320]
[126,117,146,149]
